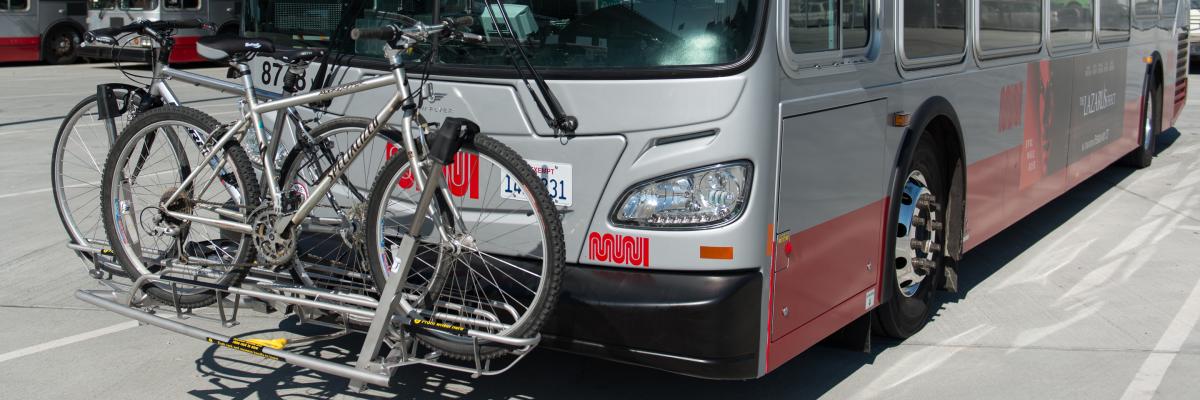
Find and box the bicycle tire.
[364,133,565,360]
[101,106,260,308]
[52,84,149,262]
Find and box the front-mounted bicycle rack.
[74,233,542,390]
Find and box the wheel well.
[880,97,967,302]
[44,21,85,38]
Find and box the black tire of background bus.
[363,133,566,361]
[100,106,260,308]
[1123,71,1161,169]
[873,134,946,339]
[42,27,80,65]
[52,85,140,264]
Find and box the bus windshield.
[244,0,762,69]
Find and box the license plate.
[500,160,572,207]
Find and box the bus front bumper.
[540,264,762,380]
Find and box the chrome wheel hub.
[895,171,942,298]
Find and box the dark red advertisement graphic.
[1020,60,1053,191]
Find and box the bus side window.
[1133,0,1158,29]
[787,0,870,54]
[165,0,200,8]
[902,0,967,59]
[1099,0,1131,41]
[1050,0,1094,48]
[978,0,1043,55]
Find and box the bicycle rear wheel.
[365,133,565,360]
[100,106,260,307]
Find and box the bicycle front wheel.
[364,133,565,360]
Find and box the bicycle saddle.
[272,48,326,64]
[196,35,276,62]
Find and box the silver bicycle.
[98,16,565,358]
[53,20,401,293]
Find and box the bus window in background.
[978,0,1042,54]
[88,0,115,9]
[1050,0,1093,48]
[903,0,967,60]
[1,0,31,12]
[164,0,200,9]
[121,0,156,10]
[1099,0,1131,41]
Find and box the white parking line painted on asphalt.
[1119,275,1200,400]
[0,320,139,364]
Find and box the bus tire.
[1124,76,1160,169]
[42,27,80,65]
[874,134,946,339]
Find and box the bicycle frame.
[157,47,440,238]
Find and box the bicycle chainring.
[250,205,297,266]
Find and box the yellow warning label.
[412,318,466,333]
[206,337,282,361]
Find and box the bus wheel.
[1124,81,1159,168]
[875,135,945,339]
[43,28,80,65]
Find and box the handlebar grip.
[84,27,126,44]
[350,25,398,41]
[459,32,487,45]
[148,18,205,30]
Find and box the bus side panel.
[767,99,888,360]
[0,11,42,63]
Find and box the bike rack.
[73,233,542,390]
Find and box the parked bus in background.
[241,0,1190,379]
[85,0,238,63]
[0,0,87,64]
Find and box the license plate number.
[501,160,572,206]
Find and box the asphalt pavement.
[0,62,1198,399]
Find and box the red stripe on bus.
[168,36,204,63]
[0,36,41,63]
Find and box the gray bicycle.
[99,16,565,358]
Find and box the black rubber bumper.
[540,264,762,380]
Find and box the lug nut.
[929,221,944,231]
[911,239,927,251]
[912,216,927,226]
[912,258,935,271]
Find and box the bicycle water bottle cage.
[427,117,480,165]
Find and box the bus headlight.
[612,162,751,228]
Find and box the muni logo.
[385,143,480,199]
[587,232,650,267]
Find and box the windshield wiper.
[482,0,579,136]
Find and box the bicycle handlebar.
[349,16,483,44]
[85,19,214,45]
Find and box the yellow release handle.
[242,338,288,350]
